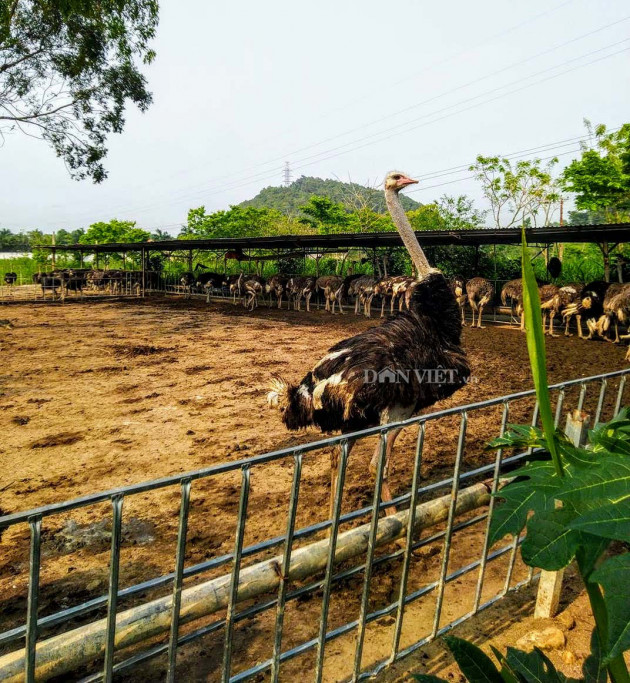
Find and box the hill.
[239,176,421,215]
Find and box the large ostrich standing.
[268,171,470,517]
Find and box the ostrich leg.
[329,440,355,524]
[477,304,486,328]
[576,315,584,338]
[369,427,404,516]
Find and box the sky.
[1,0,629,234]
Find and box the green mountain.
[239,175,421,215]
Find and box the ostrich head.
[267,373,314,430]
[384,171,418,192]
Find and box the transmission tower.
[282,161,292,187]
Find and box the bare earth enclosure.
[1,297,628,681]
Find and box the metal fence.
[0,369,628,682]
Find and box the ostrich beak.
[398,175,418,187]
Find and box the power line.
[93,38,630,221]
[65,11,628,220]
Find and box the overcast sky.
[1,0,629,234]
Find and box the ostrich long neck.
[385,188,432,278]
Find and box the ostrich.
[562,281,611,339]
[595,283,630,342]
[266,275,288,309]
[268,171,470,518]
[450,276,467,326]
[288,276,316,311]
[242,275,265,311]
[3,272,17,286]
[501,279,524,329]
[316,275,345,313]
[466,277,495,329]
[554,284,580,336]
[348,275,377,316]
[539,284,561,337]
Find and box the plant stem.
[577,553,630,683]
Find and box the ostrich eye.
[392,174,401,180]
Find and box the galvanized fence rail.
[0,369,628,682]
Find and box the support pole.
[534,409,590,619]
[141,248,146,298]
[0,482,492,682]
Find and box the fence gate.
[0,369,628,682]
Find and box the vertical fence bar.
[352,432,387,681]
[526,401,539,455]
[431,412,467,639]
[222,467,251,683]
[577,382,587,413]
[473,402,509,613]
[554,389,565,429]
[25,515,42,683]
[166,479,192,683]
[614,375,627,417]
[270,454,303,683]
[389,422,425,663]
[594,379,608,425]
[103,494,124,683]
[314,441,349,683]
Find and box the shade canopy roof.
[39,223,629,254]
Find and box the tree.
[407,203,445,231]
[561,121,630,281]
[0,0,159,182]
[560,121,630,221]
[298,196,350,234]
[79,219,149,244]
[437,194,487,230]
[470,155,560,228]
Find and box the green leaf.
[575,538,611,579]
[590,554,630,662]
[569,497,630,543]
[521,230,561,476]
[489,463,560,547]
[583,628,607,683]
[443,636,504,683]
[489,645,520,683]
[556,456,630,512]
[505,647,568,683]
[521,508,581,570]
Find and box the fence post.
[534,409,590,619]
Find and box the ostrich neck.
[385,188,432,278]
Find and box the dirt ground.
[0,296,628,682]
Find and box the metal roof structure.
[39,223,629,254]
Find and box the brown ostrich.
[596,283,630,344]
[538,284,561,337]
[316,275,345,313]
[553,284,581,336]
[449,276,467,326]
[287,276,316,311]
[466,277,495,329]
[501,279,524,329]
[267,171,470,518]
